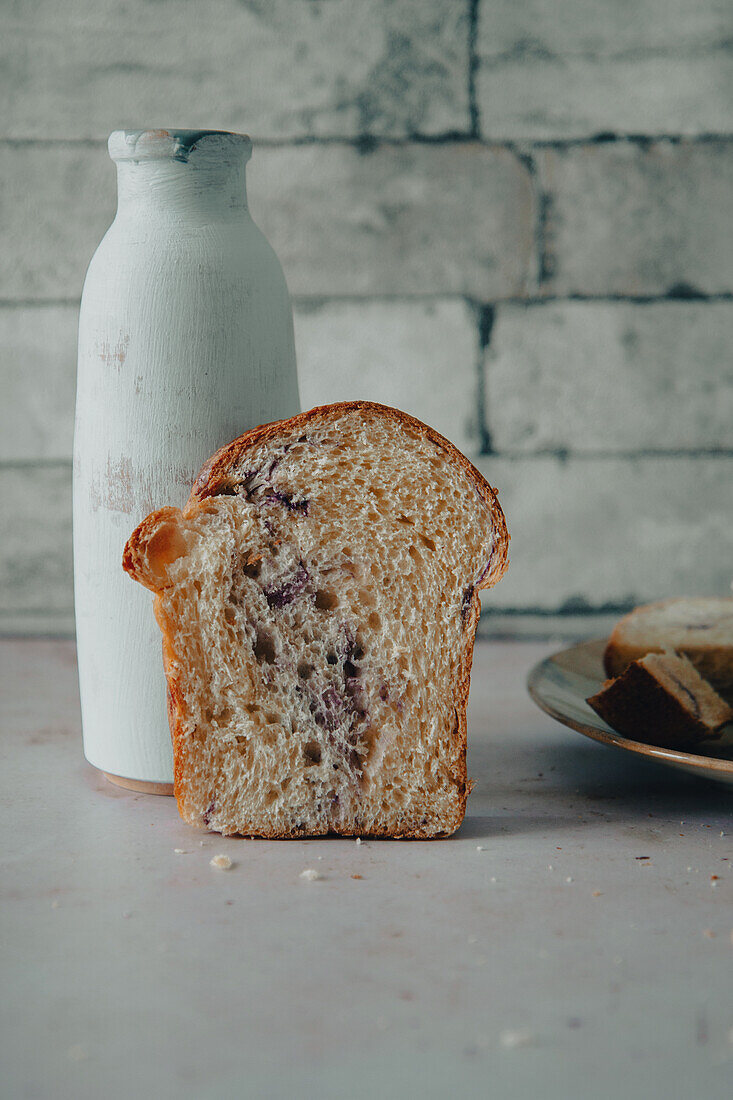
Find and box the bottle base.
[103,771,174,797]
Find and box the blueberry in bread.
[123,402,509,838]
[588,652,732,749]
[604,598,733,701]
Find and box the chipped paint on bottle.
[74,129,300,785]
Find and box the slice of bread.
[123,402,509,838]
[588,652,733,749]
[604,598,733,700]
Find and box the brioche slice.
[604,598,733,699]
[588,652,732,749]
[123,402,509,838]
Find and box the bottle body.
[74,130,300,784]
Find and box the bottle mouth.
[108,129,252,164]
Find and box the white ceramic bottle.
[74,129,300,792]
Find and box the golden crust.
[123,401,510,838]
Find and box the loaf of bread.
[123,402,509,838]
[588,652,732,749]
[604,598,733,700]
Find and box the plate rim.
[527,638,733,777]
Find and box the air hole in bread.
[315,589,339,611]
[253,627,276,664]
[303,741,322,766]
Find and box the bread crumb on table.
[300,868,322,881]
[210,854,232,870]
[351,874,363,880]
[174,848,186,854]
[355,838,362,845]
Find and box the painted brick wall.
[1,0,732,637]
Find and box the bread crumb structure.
[123,402,508,838]
[300,868,322,881]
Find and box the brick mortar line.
[481,449,733,460]
[480,605,636,617]
[2,293,733,310]
[0,612,74,620]
[0,459,73,470]
[1,133,732,150]
[467,0,481,140]
[474,303,495,453]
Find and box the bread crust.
[123,401,509,838]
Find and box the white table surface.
[2,637,732,1100]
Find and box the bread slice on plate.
[588,652,733,749]
[604,597,733,700]
[123,402,509,838]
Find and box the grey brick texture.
[0,466,73,619]
[477,456,733,612]
[485,301,733,453]
[1,1,731,636]
[537,142,733,297]
[4,1,471,140]
[477,0,733,140]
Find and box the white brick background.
[1,0,732,636]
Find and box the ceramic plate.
[527,639,733,787]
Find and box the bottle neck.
[115,158,249,222]
[110,130,251,225]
